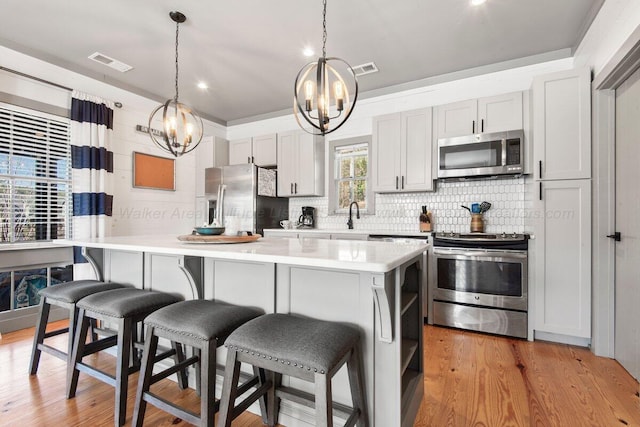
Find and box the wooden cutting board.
[177,234,262,244]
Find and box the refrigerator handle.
[215,184,226,226]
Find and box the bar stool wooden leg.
[200,339,216,427]
[266,371,282,427]
[347,347,368,427]
[315,372,334,427]
[115,318,132,426]
[171,341,188,390]
[218,349,242,427]
[132,327,159,427]
[67,309,90,398]
[29,298,51,375]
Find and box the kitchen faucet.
[347,201,360,229]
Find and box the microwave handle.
[501,139,507,166]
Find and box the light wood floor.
[1,321,638,426]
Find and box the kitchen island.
[57,235,427,427]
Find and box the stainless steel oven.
[429,233,529,338]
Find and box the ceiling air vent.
[88,52,133,73]
[352,62,378,77]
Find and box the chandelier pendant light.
[294,0,358,135]
[148,11,203,157]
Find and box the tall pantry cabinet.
[531,68,592,343]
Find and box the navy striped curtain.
[70,91,114,279]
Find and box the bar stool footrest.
[37,343,67,360]
[150,355,198,385]
[232,379,272,419]
[43,327,69,339]
[76,362,117,387]
[276,385,355,419]
[142,391,202,426]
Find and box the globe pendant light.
[148,11,203,157]
[294,0,358,135]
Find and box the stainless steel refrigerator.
[204,164,289,235]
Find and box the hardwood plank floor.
[416,326,640,427]
[1,321,638,426]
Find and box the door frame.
[592,25,640,357]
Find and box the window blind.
[0,103,71,243]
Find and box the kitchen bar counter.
[57,234,426,273]
[58,235,426,427]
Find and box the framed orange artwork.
[132,151,175,191]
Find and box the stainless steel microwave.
[437,130,524,179]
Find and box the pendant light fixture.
[148,11,203,157]
[294,0,358,135]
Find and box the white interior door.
[614,66,640,381]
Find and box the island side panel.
[104,249,143,288]
[275,264,376,426]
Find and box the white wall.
[0,45,225,237]
[574,0,640,75]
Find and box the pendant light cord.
[174,19,180,103]
[322,0,327,59]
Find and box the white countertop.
[263,228,432,238]
[56,234,427,273]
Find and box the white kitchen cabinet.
[228,133,277,166]
[277,130,324,197]
[435,92,523,139]
[372,108,433,193]
[195,135,228,197]
[533,179,591,340]
[533,68,591,180]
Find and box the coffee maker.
[298,206,315,228]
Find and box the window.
[328,136,374,214]
[0,103,72,243]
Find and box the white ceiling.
[1,0,603,125]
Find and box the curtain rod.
[0,66,72,91]
[0,66,123,108]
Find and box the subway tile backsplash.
[288,177,526,234]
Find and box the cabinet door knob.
[606,232,621,242]
[401,176,405,190]
[290,183,293,194]
[295,183,298,194]
[472,120,476,134]
[481,119,484,133]
[395,176,399,190]
[247,156,251,163]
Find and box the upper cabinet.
[435,92,523,139]
[532,68,591,180]
[277,130,324,197]
[229,133,277,166]
[195,135,228,197]
[372,108,434,193]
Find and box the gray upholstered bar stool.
[67,288,184,427]
[29,279,126,375]
[132,299,265,427]
[218,313,368,427]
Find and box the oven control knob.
[501,232,507,238]
[474,296,480,300]
[512,232,517,238]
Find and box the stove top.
[434,232,528,242]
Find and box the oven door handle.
[433,248,528,261]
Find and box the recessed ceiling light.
[303,47,315,57]
[471,0,486,5]
[197,82,208,90]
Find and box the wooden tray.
[177,234,262,244]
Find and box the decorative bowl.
[193,226,225,235]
